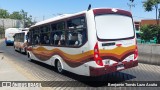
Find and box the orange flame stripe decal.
[30,45,136,67]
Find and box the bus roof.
[31,12,85,27]
[13,30,28,36]
[31,8,131,28]
[5,28,21,31]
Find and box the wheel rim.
[57,61,62,72]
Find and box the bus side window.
[67,32,78,46]
[44,35,49,44]
[67,16,87,46]
[59,32,65,45]
[39,25,50,45]
[50,32,54,45]
[67,32,72,45]
[51,22,65,46]
[40,33,49,44]
[54,33,60,45]
[36,35,40,44]
[77,32,82,46]
[31,27,40,45]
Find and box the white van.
[5,28,20,46]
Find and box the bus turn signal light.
[134,45,138,60]
[94,42,103,66]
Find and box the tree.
[0,26,4,33]
[10,9,34,27]
[140,25,155,42]
[130,0,134,2]
[140,25,160,43]
[155,25,160,43]
[0,9,10,18]
[0,26,5,39]
[9,11,23,20]
[0,9,34,28]
[128,0,135,12]
[20,9,33,27]
[143,0,160,25]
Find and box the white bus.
[14,28,29,54]
[5,28,20,46]
[27,8,138,76]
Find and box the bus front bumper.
[89,60,138,76]
[5,40,14,45]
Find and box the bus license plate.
[117,64,124,70]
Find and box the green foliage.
[0,26,5,34]
[140,25,160,43]
[130,0,134,2]
[0,9,10,18]
[22,10,33,27]
[142,0,160,43]
[10,11,23,20]
[143,0,160,25]
[155,25,160,43]
[20,10,33,27]
[143,0,160,11]
[0,26,4,38]
[0,8,34,27]
[140,25,154,42]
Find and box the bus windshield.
[95,14,134,40]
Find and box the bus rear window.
[95,14,134,40]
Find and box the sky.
[0,0,157,22]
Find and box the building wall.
[141,19,160,26]
[0,18,24,29]
[134,19,160,31]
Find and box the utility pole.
[127,0,135,13]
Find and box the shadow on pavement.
[30,60,136,87]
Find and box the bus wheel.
[56,60,64,73]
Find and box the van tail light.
[134,45,138,60]
[94,42,103,66]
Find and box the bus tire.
[56,60,64,73]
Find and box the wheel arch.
[52,55,64,70]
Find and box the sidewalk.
[0,54,29,81]
[0,39,42,90]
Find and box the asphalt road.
[0,40,160,90]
